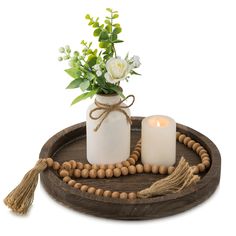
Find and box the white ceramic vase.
[86,94,131,164]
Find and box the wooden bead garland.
[49,132,211,201]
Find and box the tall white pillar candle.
[141,115,176,166]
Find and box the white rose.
[105,58,129,84]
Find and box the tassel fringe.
[4,159,47,214]
[137,157,200,198]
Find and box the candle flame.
[156,120,161,127]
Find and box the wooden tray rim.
[39,116,221,205]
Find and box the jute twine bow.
[89,95,135,132]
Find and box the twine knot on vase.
[89,94,135,131]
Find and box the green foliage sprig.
[58,8,141,105]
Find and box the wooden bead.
[87,187,96,194]
[105,169,113,178]
[192,142,200,151]
[69,160,77,169]
[103,190,112,197]
[59,169,69,177]
[191,166,199,174]
[196,146,204,154]
[198,163,205,172]
[128,192,137,200]
[122,161,130,167]
[95,188,104,196]
[92,164,99,170]
[168,166,175,175]
[111,191,120,198]
[159,166,168,175]
[62,161,71,170]
[199,149,207,156]
[183,137,191,145]
[128,165,136,174]
[135,147,141,153]
[84,163,92,170]
[107,164,115,170]
[74,183,82,189]
[81,169,89,178]
[151,165,159,174]
[74,182,82,189]
[136,164,144,173]
[120,192,128,199]
[127,158,135,165]
[178,134,186,143]
[130,154,138,161]
[115,163,123,168]
[68,179,76,187]
[73,169,81,178]
[132,150,140,157]
[201,153,209,159]
[69,169,73,176]
[80,185,89,192]
[46,158,54,167]
[99,164,107,170]
[97,169,105,178]
[203,160,210,168]
[202,156,210,162]
[89,169,97,179]
[76,162,84,170]
[187,140,195,149]
[52,161,60,170]
[176,131,181,140]
[121,166,129,176]
[143,164,152,173]
[113,168,121,177]
[63,176,71,183]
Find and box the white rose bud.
[132,55,141,68]
[96,70,102,77]
[105,57,129,84]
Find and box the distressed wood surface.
[40,117,221,220]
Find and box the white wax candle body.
[141,115,176,166]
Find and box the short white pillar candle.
[141,115,176,166]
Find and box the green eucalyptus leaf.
[93,28,102,36]
[64,68,81,79]
[104,19,111,25]
[71,89,98,105]
[87,55,97,67]
[105,25,112,33]
[99,42,110,48]
[113,14,119,19]
[80,80,90,91]
[113,27,122,34]
[93,22,99,28]
[66,78,83,89]
[85,14,90,19]
[111,34,117,41]
[99,31,109,41]
[106,8,113,13]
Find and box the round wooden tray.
[40,117,221,220]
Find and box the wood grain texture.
[40,117,221,220]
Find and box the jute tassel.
[4,159,47,214]
[137,157,200,198]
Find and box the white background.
[0,0,235,235]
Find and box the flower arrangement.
[58,8,141,105]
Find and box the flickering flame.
[156,120,161,127]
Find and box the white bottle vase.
[86,94,131,164]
